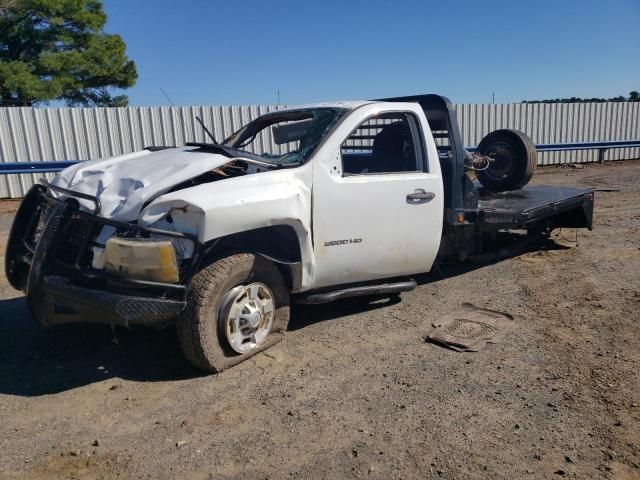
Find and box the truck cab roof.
[276,100,373,112]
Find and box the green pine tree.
[0,0,137,106]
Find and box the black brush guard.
[5,183,201,327]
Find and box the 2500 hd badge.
[324,238,363,247]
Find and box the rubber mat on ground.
[424,303,514,352]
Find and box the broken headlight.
[104,237,179,284]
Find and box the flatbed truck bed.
[475,184,594,230]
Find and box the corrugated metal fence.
[457,102,640,165]
[1,101,639,198]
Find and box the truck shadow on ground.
[0,296,403,397]
[0,296,199,397]
[1,295,406,396]
[420,233,573,284]
[0,234,571,397]
[289,296,402,331]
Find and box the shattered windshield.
[223,108,347,166]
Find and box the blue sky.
[103,0,640,106]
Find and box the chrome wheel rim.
[221,282,275,354]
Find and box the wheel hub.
[221,282,275,354]
[246,308,262,328]
[486,141,516,178]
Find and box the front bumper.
[6,183,199,328]
[32,275,186,327]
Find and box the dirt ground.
[0,161,639,480]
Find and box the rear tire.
[476,129,537,192]
[176,253,290,372]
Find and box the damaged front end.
[5,182,201,328]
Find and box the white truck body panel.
[310,103,444,287]
[138,167,317,290]
[49,101,445,292]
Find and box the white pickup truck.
[6,94,594,372]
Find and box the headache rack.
[6,182,200,296]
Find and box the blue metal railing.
[464,139,640,155]
[1,140,639,175]
[0,160,80,175]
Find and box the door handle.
[406,189,435,202]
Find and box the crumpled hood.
[51,147,233,221]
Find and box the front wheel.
[177,253,290,372]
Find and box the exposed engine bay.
[166,162,255,195]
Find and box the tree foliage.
[0,0,18,16]
[0,0,137,106]
[522,91,640,104]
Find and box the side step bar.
[296,279,417,305]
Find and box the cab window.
[341,112,426,175]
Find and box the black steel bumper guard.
[5,183,201,328]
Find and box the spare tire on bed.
[476,129,537,192]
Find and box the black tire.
[176,253,290,372]
[476,129,537,192]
